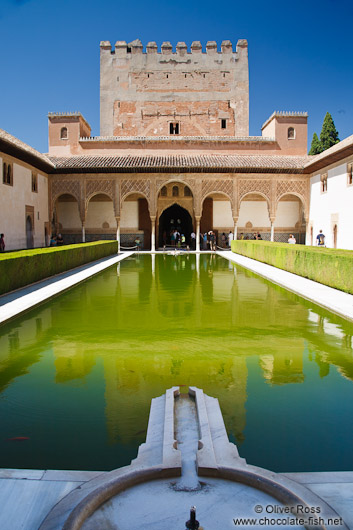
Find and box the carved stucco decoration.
[51,179,81,208]
[276,179,309,218]
[155,177,196,196]
[120,179,151,207]
[85,179,116,215]
[201,179,234,206]
[238,179,271,206]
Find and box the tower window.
[288,127,295,139]
[169,123,179,135]
[221,119,227,129]
[31,172,38,193]
[60,127,68,140]
[321,173,328,193]
[172,186,179,197]
[3,162,13,186]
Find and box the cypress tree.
[308,132,323,155]
[320,112,340,151]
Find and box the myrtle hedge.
[0,241,119,295]
[231,240,353,295]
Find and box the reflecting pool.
[0,254,353,472]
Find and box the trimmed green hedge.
[0,241,119,295]
[231,240,353,295]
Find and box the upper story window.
[184,186,192,197]
[347,163,353,186]
[161,186,167,197]
[221,119,227,129]
[288,127,295,140]
[169,122,179,135]
[172,185,179,197]
[60,127,68,140]
[3,162,13,186]
[31,172,38,193]
[321,173,328,193]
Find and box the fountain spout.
[185,506,200,529]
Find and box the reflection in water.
[0,254,353,472]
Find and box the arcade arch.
[275,193,306,243]
[85,193,116,242]
[238,192,271,239]
[54,193,81,243]
[121,192,151,249]
[157,182,194,248]
[200,192,233,244]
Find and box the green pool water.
[0,253,353,473]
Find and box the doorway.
[26,216,34,249]
[158,204,193,247]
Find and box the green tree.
[308,132,323,155]
[320,112,340,151]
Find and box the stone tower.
[100,39,249,137]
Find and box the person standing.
[228,230,234,247]
[190,231,196,250]
[0,233,5,252]
[316,230,325,247]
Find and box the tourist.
[56,233,64,245]
[239,233,244,240]
[257,233,262,240]
[181,234,186,246]
[49,234,57,246]
[209,231,215,251]
[228,230,234,246]
[316,230,325,246]
[135,236,141,251]
[0,233,5,252]
[288,234,296,244]
[221,232,226,248]
[253,233,257,240]
[203,232,208,250]
[190,231,196,250]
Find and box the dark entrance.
[158,204,193,247]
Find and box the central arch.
[158,204,193,247]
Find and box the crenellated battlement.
[100,38,249,138]
[100,39,247,57]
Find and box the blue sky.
[0,0,352,153]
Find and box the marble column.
[115,216,120,253]
[82,224,85,243]
[196,217,201,252]
[233,217,238,241]
[270,219,275,242]
[151,216,156,252]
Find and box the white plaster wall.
[56,201,81,229]
[213,200,233,228]
[238,201,270,227]
[0,157,49,250]
[86,201,116,229]
[274,201,299,227]
[308,162,353,249]
[121,201,138,229]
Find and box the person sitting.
[288,234,296,244]
[56,233,64,245]
[50,234,57,246]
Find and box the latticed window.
[31,172,38,193]
[161,186,167,197]
[172,185,179,197]
[184,186,192,197]
[348,163,353,186]
[169,123,179,135]
[60,127,68,139]
[321,173,328,193]
[3,162,13,185]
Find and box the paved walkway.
[0,252,133,325]
[0,469,352,529]
[220,250,353,322]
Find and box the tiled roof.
[0,128,54,170]
[49,154,310,173]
